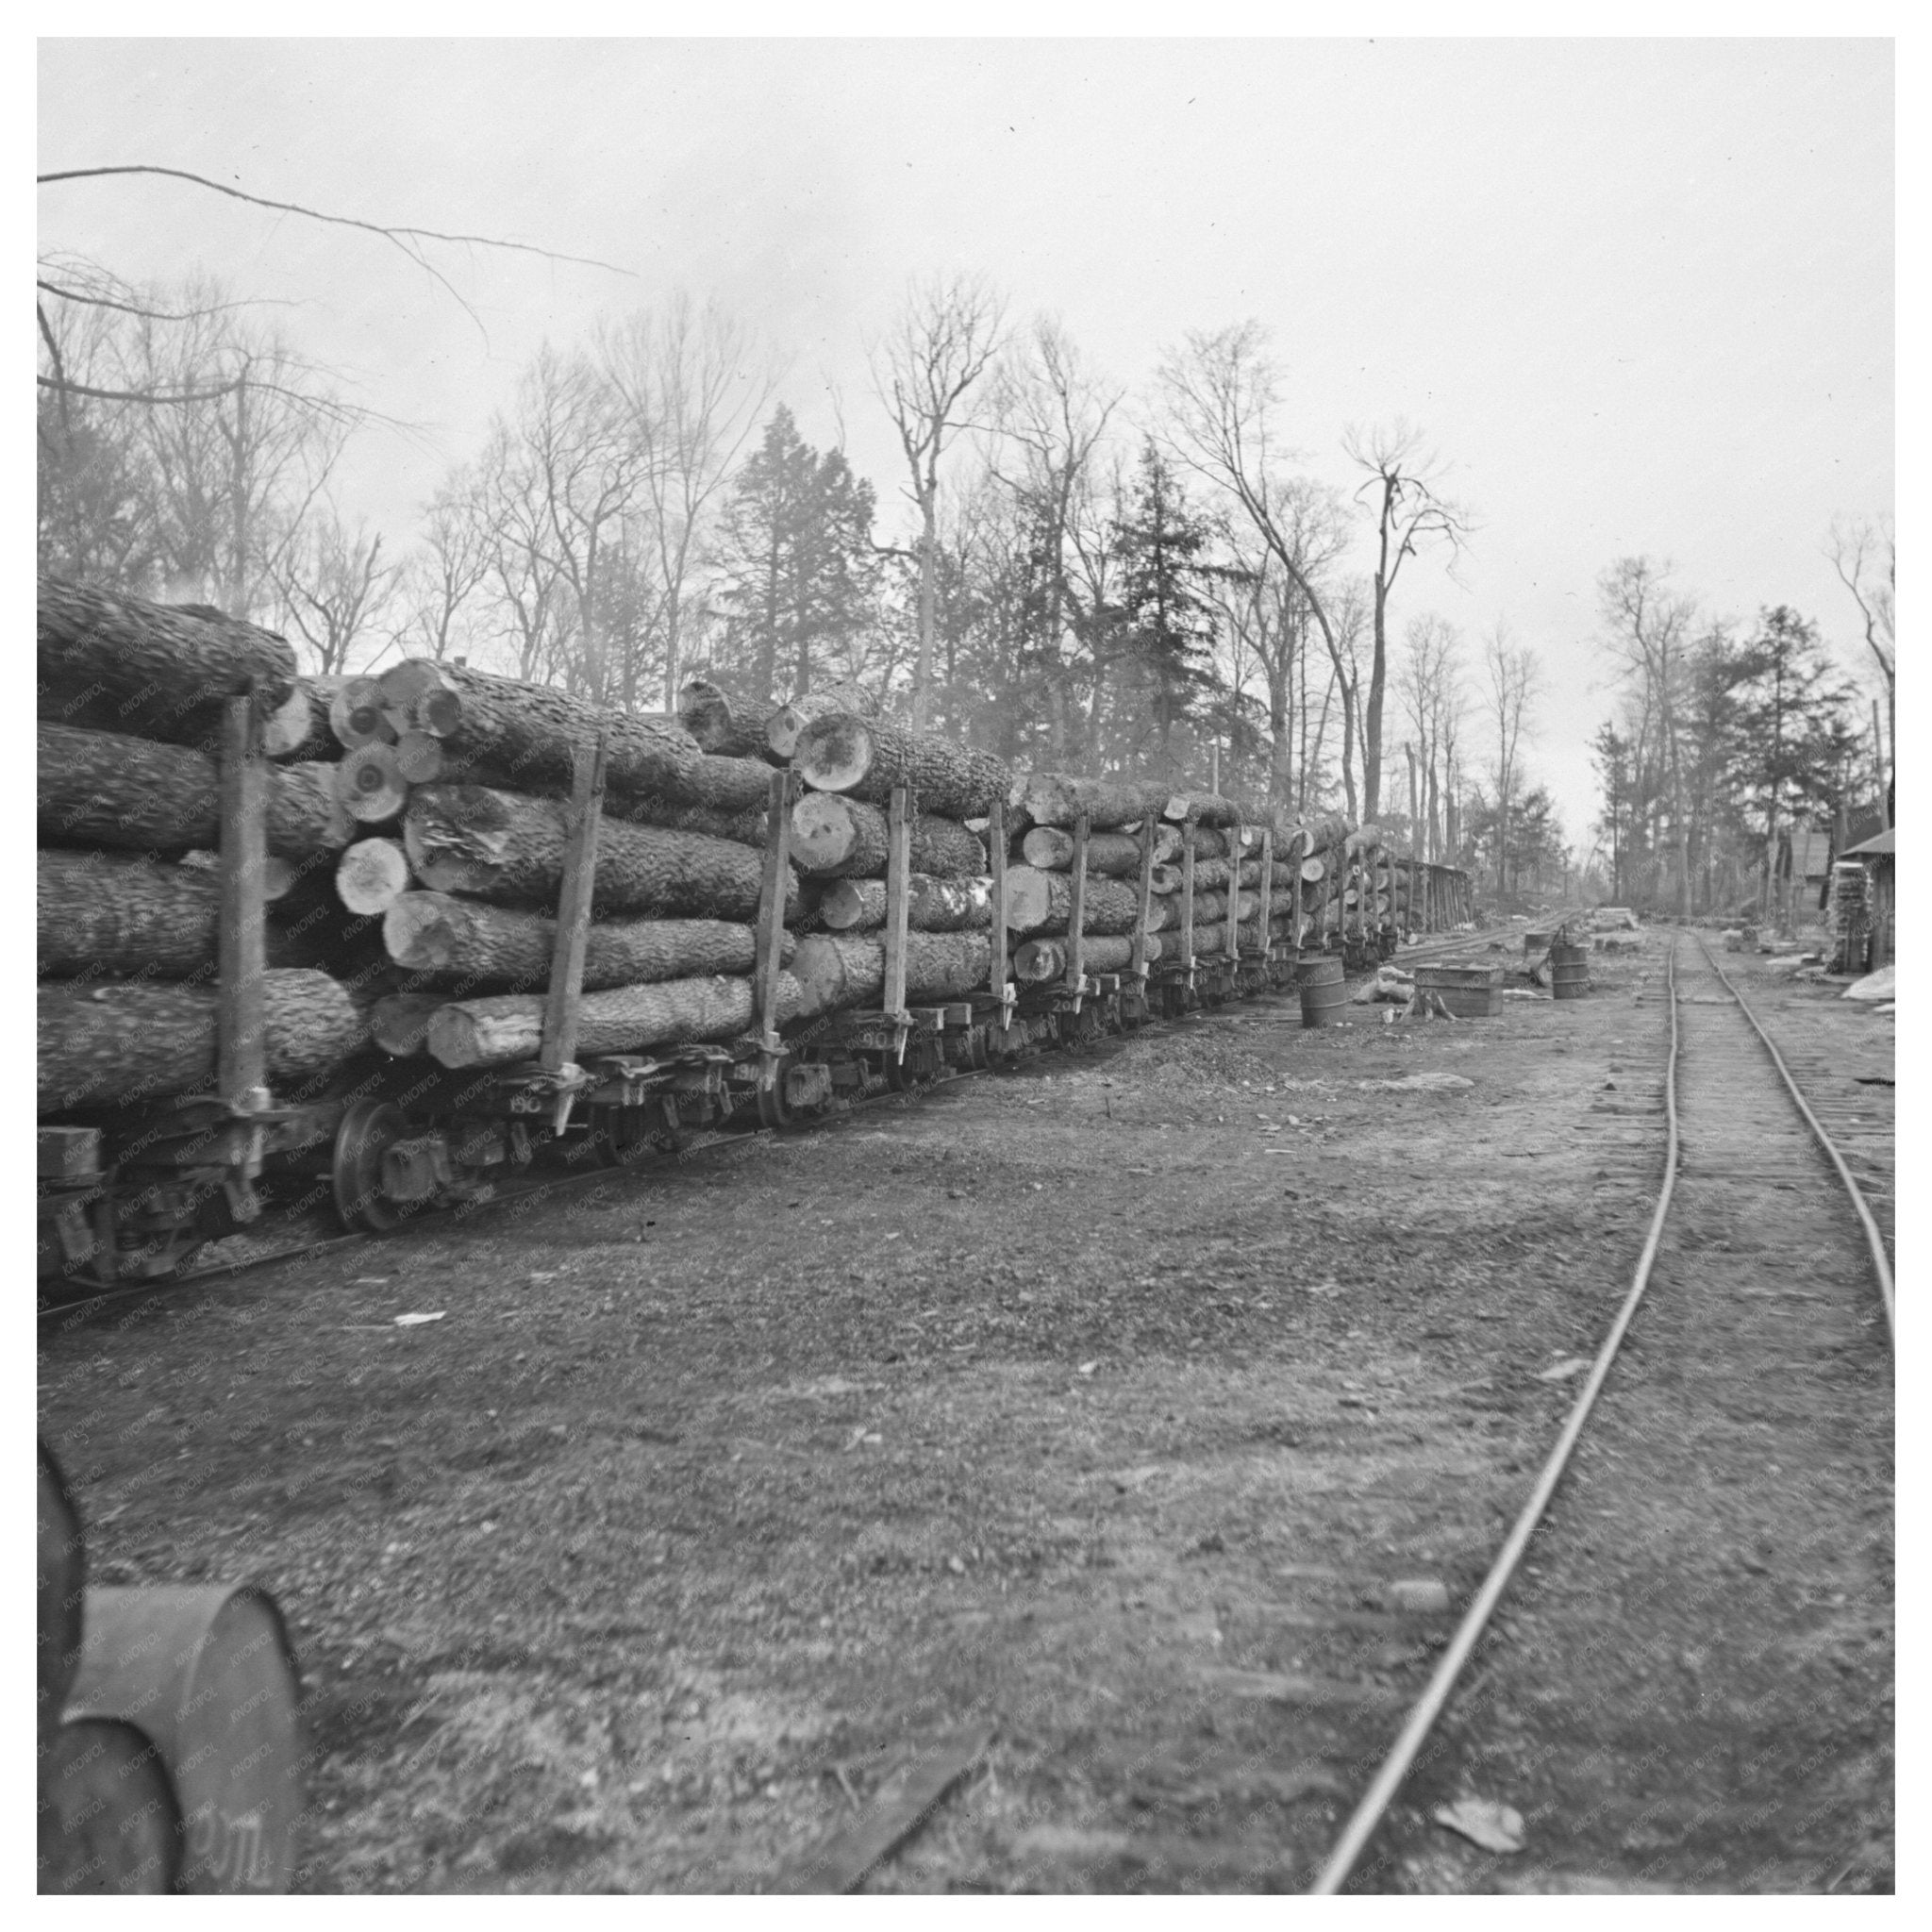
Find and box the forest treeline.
[37,262,1891,914]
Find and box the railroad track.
[1308,925,1894,1892]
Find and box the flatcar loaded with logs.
[35,574,1470,1293]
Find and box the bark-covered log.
[369,991,446,1057]
[789,932,993,1020]
[794,713,1012,820]
[609,794,770,848]
[1008,771,1174,831]
[336,838,414,915]
[39,722,353,858]
[678,677,775,760]
[402,782,797,921]
[38,969,363,1115]
[789,792,985,879]
[1018,826,1152,874]
[38,849,306,978]
[1148,921,1235,961]
[819,874,991,933]
[426,971,805,1069]
[1162,791,1238,826]
[766,680,880,759]
[1010,933,1136,983]
[1142,889,1256,933]
[417,661,708,805]
[675,754,777,813]
[38,572,299,746]
[1192,857,1263,891]
[383,891,789,991]
[1000,865,1142,938]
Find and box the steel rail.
[1687,929,1895,1344]
[1307,924,1897,1891]
[1306,927,1688,1893]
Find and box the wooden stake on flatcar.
[883,784,912,1059]
[754,766,797,1091]
[218,694,268,1118]
[1129,815,1155,983]
[1256,825,1274,959]
[1225,809,1242,969]
[539,730,608,1076]
[987,799,1013,1024]
[1064,810,1090,1009]
[1180,814,1198,986]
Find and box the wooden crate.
[1414,961,1504,1018]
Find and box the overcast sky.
[37,36,1893,849]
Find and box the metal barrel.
[64,1584,303,1894]
[1549,941,1591,1001]
[1297,955,1346,1027]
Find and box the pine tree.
[1109,441,1221,754]
[1728,606,1857,919]
[710,405,879,702]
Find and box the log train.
[36,575,1472,1295]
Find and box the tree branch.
[39,164,634,275]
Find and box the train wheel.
[756,1070,791,1130]
[331,1101,412,1232]
[589,1102,659,1168]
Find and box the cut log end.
[336,839,414,915]
[329,678,392,750]
[337,743,409,824]
[794,714,874,794]
[392,732,445,784]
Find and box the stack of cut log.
[40,565,1460,1132]
[36,575,366,1117]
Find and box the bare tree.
[1482,619,1541,898]
[1597,558,1696,916]
[271,509,400,675]
[601,296,774,710]
[1211,491,1348,808]
[395,466,492,662]
[1344,420,1473,821]
[1155,322,1361,814]
[37,267,353,618]
[1825,513,1895,794]
[508,344,650,704]
[470,418,578,683]
[984,315,1121,754]
[872,273,1008,730]
[1398,612,1466,861]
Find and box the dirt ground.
[38,933,1894,1893]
